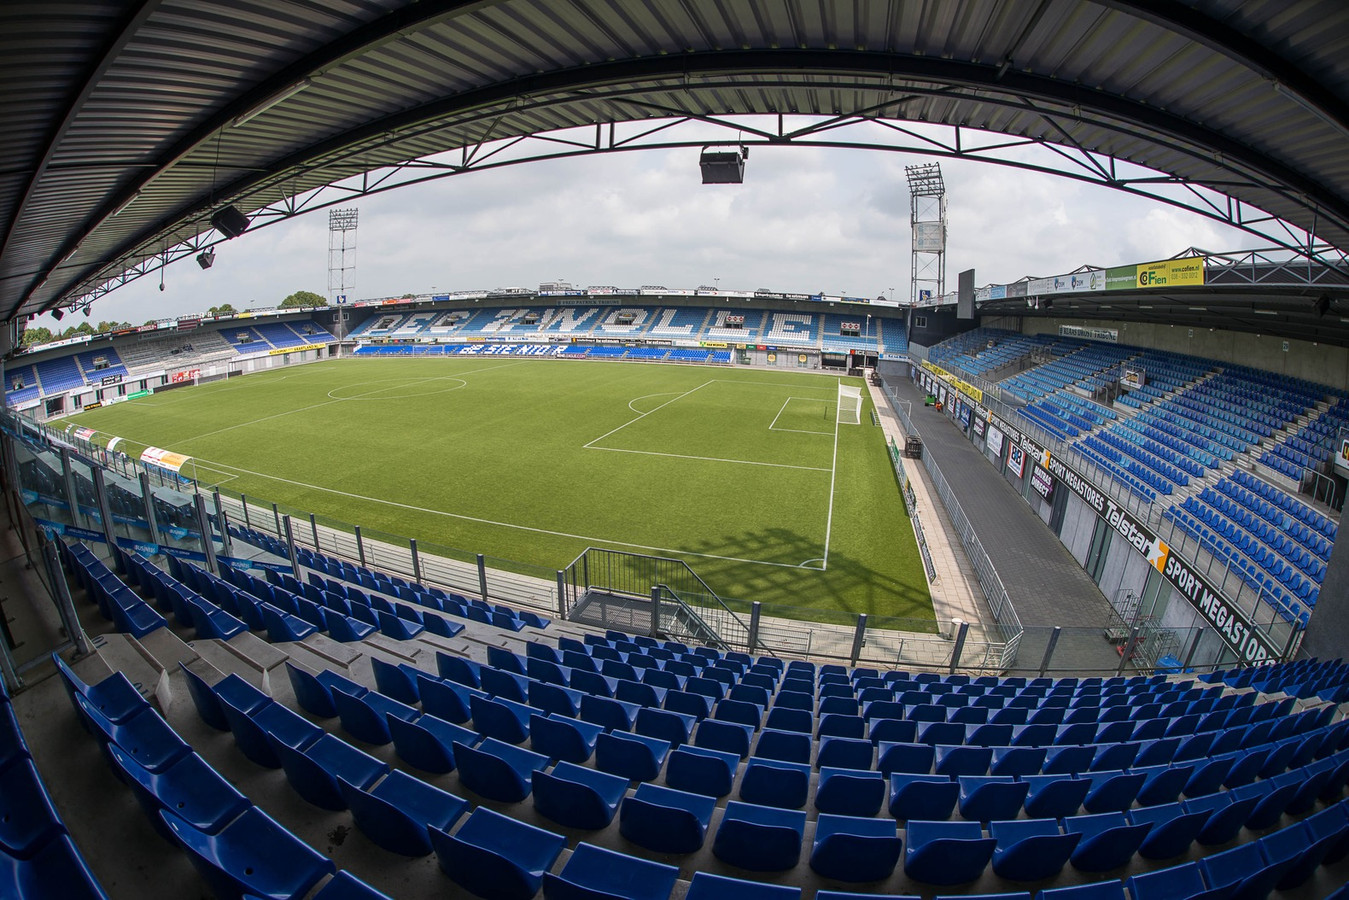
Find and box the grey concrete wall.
[1018,317,1349,390]
[1302,526,1349,659]
[1062,492,1096,566]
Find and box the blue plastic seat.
[160,806,334,900]
[543,841,679,900]
[418,676,479,724]
[684,872,801,900]
[1261,806,1348,889]
[0,833,109,900]
[106,745,248,840]
[388,713,478,774]
[331,686,417,746]
[1183,790,1257,846]
[666,744,739,798]
[453,737,549,802]
[619,782,716,853]
[1081,770,1144,814]
[817,736,873,771]
[77,695,191,774]
[903,819,996,885]
[809,813,902,882]
[177,666,264,733]
[1196,840,1286,900]
[470,694,539,745]
[595,730,669,782]
[272,732,388,811]
[0,758,65,856]
[580,694,639,733]
[755,728,811,764]
[712,800,807,872]
[815,766,885,817]
[1035,882,1125,900]
[989,745,1045,777]
[878,741,935,776]
[888,773,959,821]
[1022,774,1089,818]
[52,654,148,725]
[436,651,482,687]
[957,775,1029,822]
[529,681,583,718]
[260,602,319,642]
[936,744,991,777]
[1064,811,1150,872]
[531,761,628,830]
[1129,801,1208,860]
[635,706,696,748]
[339,769,468,857]
[989,817,1081,881]
[695,718,753,758]
[1134,763,1192,807]
[283,662,342,719]
[430,806,565,900]
[370,658,421,706]
[739,757,811,810]
[1125,861,1206,900]
[529,713,603,764]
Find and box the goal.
[837,383,863,425]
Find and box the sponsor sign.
[1059,324,1119,343]
[1105,265,1138,290]
[170,368,200,383]
[1336,438,1349,476]
[920,360,983,405]
[971,411,988,441]
[101,373,123,386]
[1007,445,1026,477]
[1032,440,1281,661]
[140,447,191,472]
[127,390,152,400]
[1030,465,1056,500]
[986,285,1007,300]
[268,343,325,356]
[700,341,728,348]
[1006,281,1028,298]
[72,426,95,441]
[1136,256,1205,288]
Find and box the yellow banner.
[268,343,325,356]
[700,341,728,348]
[1136,256,1205,288]
[920,360,983,404]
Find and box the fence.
[7,403,1253,678]
[886,388,1023,668]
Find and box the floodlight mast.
[905,163,947,307]
[328,207,358,303]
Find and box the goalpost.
[837,383,863,425]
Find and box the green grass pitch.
[68,358,933,621]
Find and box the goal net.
[838,384,863,425]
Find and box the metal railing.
[562,547,755,651]
[886,388,1023,669]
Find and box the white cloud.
[46,143,1269,330]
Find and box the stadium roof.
[4,0,1349,325]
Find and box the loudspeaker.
[1315,294,1331,317]
[957,269,975,320]
[211,205,250,239]
[51,308,64,321]
[196,250,215,270]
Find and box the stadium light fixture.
[232,78,312,128]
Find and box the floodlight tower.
[905,163,947,305]
[328,207,358,303]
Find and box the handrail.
[654,583,726,649]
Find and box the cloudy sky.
[52,142,1268,329]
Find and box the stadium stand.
[40,529,1349,900]
[72,348,129,383]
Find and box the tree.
[21,326,52,347]
[208,303,237,317]
[279,290,327,309]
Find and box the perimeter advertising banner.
[1028,439,1281,661]
[1104,256,1206,290]
[268,343,325,356]
[920,360,983,405]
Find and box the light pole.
[888,287,895,304]
[714,277,720,290]
[867,313,874,368]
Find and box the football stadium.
[0,3,1347,900]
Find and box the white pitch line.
[586,445,831,472]
[768,396,833,435]
[186,456,812,570]
[821,394,842,570]
[172,360,524,447]
[583,380,712,449]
